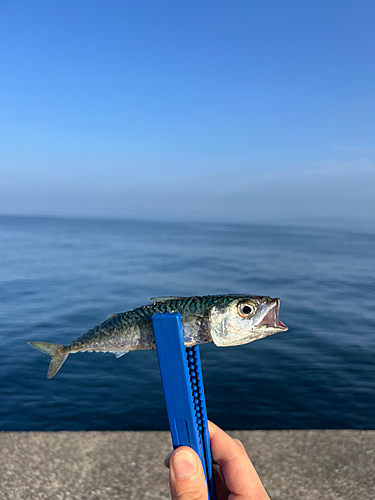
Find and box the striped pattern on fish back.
[67,295,241,353]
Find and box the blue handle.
[152,312,216,500]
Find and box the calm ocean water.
[0,215,374,431]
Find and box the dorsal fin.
[150,296,185,302]
[107,313,119,319]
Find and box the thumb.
[169,447,208,500]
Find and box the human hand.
[164,421,270,500]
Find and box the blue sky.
[1,0,374,223]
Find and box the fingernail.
[172,450,197,479]
[164,450,173,467]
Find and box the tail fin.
[28,342,69,379]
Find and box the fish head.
[208,295,288,347]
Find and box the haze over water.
[0,215,374,431]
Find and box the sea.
[0,215,374,431]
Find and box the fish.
[28,294,288,379]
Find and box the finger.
[169,447,208,500]
[166,450,229,499]
[213,464,229,500]
[208,421,270,500]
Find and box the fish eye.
[237,301,256,318]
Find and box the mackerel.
[28,294,288,379]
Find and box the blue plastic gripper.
[152,312,216,500]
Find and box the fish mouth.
[253,299,288,333]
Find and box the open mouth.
[254,299,288,332]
